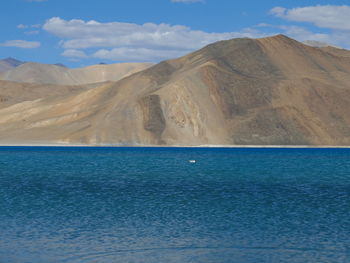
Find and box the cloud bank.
[270,5,350,31]
[43,17,264,61]
[269,5,350,49]
[41,5,350,63]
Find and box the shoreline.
[1,143,350,148]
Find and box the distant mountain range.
[0,35,350,146]
[0,57,24,73]
[0,61,152,85]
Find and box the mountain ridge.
[1,34,350,146]
[0,57,24,73]
[0,62,153,85]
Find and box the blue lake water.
[0,147,349,263]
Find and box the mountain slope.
[1,35,350,146]
[0,62,152,85]
[0,80,90,109]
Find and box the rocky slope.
[1,35,350,146]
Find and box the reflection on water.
[0,147,349,263]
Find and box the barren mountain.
[1,35,350,146]
[0,57,24,73]
[0,62,152,85]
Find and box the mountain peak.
[257,34,298,43]
[54,63,67,68]
[0,57,24,72]
[1,57,24,67]
[266,34,289,39]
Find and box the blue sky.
[1,0,349,67]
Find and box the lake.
[0,147,349,263]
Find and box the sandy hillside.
[0,80,91,109]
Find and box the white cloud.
[24,30,40,35]
[270,7,287,17]
[269,5,350,49]
[0,40,41,48]
[61,49,88,58]
[92,48,187,62]
[270,5,350,31]
[255,23,273,28]
[18,24,41,29]
[18,24,41,36]
[43,17,245,50]
[279,25,333,43]
[43,7,350,63]
[43,17,266,61]
[17,24,28,29]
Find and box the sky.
[1,0,350,67]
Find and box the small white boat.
[189,160,196,163]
